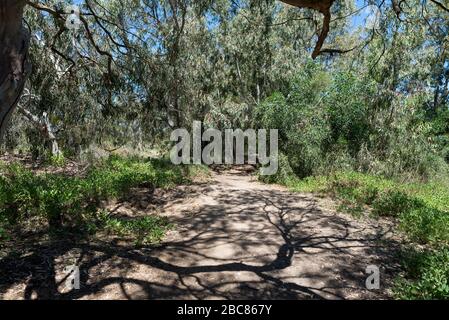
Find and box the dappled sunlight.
[0,167,400,300]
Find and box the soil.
[0,166,401,300]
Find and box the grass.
[287,171,449,213]
[266,170,449,299]
[395,247,449,300]
[0,155,187,244]
[98,211,173,245]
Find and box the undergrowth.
[0,156,187,244]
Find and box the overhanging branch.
[279,0,335,59]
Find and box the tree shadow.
[0,178,401,300]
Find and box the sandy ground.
[0,168,401,300]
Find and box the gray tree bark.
[0,0,30,141]
[18,106,62,157]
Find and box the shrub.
[0,156,186,233]
[255,64,331,178]
[400,208,449,245]
[0,163,41,223]
[372,191,424,217]
[258,153,295,185]
[255,67,447,181]
[395,247,449,300]
[47,153,66,167]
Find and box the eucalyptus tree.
[0,0,134,143]
[1,0,449,144]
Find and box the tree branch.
[279,0,335,59]
[429,0,449,13]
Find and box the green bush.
[255,66,446,181]
[255,63,331,178]
[258,153,295,185]
[0,163,41,223]
[395,248,449,300]
[0,156,186,234]
[46,153,66,167]
[400,208,449,245]
[372,191,424,217]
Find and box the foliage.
[395,248,449,300]
[400,208,449,245]
[0,156,186,237]
[255,64,447,180]
[100,214,173,245]
[258,152,295,185]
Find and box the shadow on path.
[0,170,401,300]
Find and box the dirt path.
[1,168,400,300]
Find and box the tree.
[0,0,129,142]
[1,0,448,142]
[0,0,30,140]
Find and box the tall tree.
[1,0,449,141]
[0,0,30,139]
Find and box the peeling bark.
[0,0,30,141]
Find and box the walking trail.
[0,167,399,300]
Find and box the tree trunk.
[17,106,62,157]
[42,112,62,157]
[0,0,30,141]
